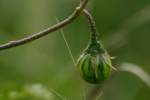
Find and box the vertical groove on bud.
[77,41,112,84]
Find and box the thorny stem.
[80,0,97,44]
[83,9,98,44]
[0,0,88,51]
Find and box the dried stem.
[0,0,89,51]
[86,86,102,100]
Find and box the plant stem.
[80,1,102,99]
[0,0,89,51]
[83,9,98,44]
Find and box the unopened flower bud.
[77,41,112,84]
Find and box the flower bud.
[77,41,112,84]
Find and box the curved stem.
[83,9,98,43]
[0,0,89,51]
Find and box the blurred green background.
[0,0,150,100]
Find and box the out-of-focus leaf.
[119,63,150,87]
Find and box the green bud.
[77,41,112,84]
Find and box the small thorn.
[110,56,117,60]
[111,66,119,71]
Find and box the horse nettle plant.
[0,0,114,84]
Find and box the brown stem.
[86,86,102,100]
[0,0,89,51]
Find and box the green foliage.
[0,84,54,100]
